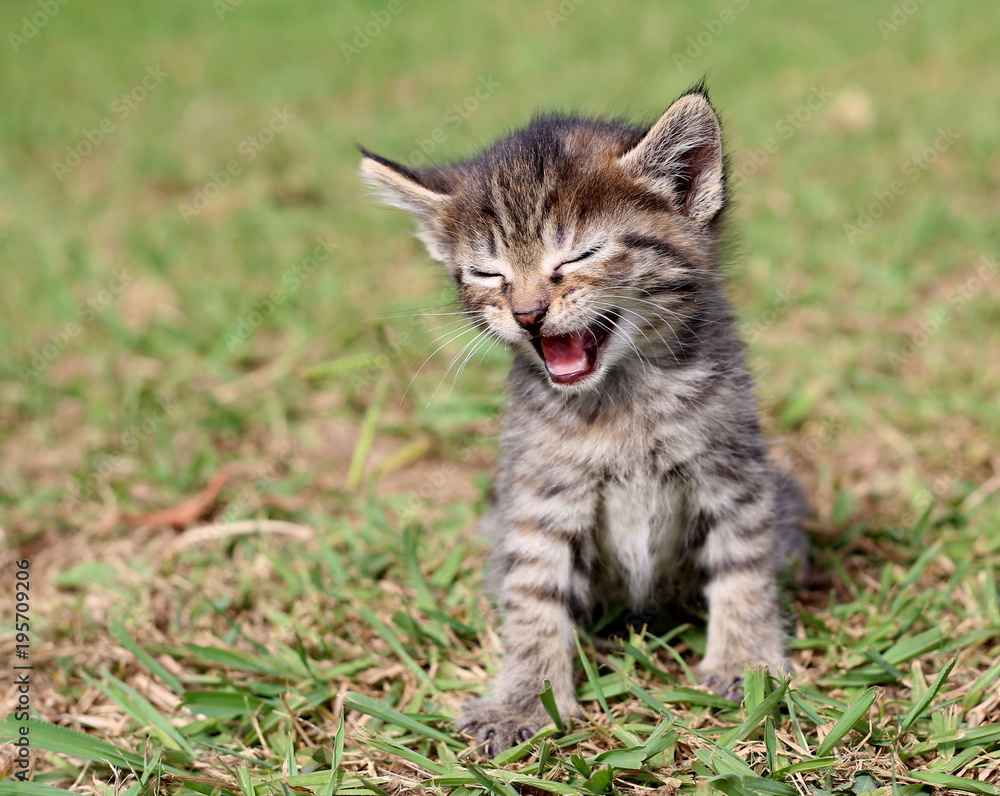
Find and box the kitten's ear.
[359,147,453,262]
[618,91,725,224]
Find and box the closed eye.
[559,246,602,267]
[469,268,504,279]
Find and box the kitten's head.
[360,88,727,393]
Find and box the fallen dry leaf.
[123,470,228,530]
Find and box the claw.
[457,699,552,757]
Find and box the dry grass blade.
[167,519,315,553]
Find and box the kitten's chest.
[596,473,690,610]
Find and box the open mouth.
[530,313,617,385]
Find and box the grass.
[1,0,999,793]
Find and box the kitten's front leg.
[690,466,789,699]
[459,506,594,757]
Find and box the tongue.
[540,330,590,377]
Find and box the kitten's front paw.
[698,668,745,701]
[457,698,549,758]
[698,658,788,701]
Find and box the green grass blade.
[0,717,185,775]
[582,764,615,794]
[694,741,757,778]
[589,746,646,768]
[898,654,957,733]
[574,631,610,716]
[183,644,281,676]
[719,675,790,749]
[771,757,840,777]
[620,641,672,682]
[539,678,567,732]
[348,369,389,489]
[236,766,256,796]
[110,621,185,695]
[899,541,943,590]
[332,707,346,770]
[344,691,462,749]
[360,729,453,776]
[652,687,737,709]
[0,784,77,796]
[926,723,1000,749]
[764,716,777,772]
[881,627,946,666]
[964,657,1000,709]
[641,717,678,760]
[83,670,195,756]
[707,775,758,796]
[863,644,907,680]
[816,687,880,756]
[464,764,520,796]
[402,524,438,612]
[358,604,436,691]
[743,666,766,712]
[627,681,674,718]
[180,690,274,717]
[910,771,1000,795]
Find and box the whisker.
[444,332,495,401]
[588,300,665,353]
[376,308,468,321]
[402,316,485,401]
[375,300,463,317]
[431,329,489,404]
[588,297,700,367]
[398,317,480,345]
[590,290,726,327]
[591,308,650,377]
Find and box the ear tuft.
[358,147,450,219]
[619,92,725,224]
[359,147,454,263]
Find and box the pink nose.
[513,306,547,333]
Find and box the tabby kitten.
[360,86,808,757]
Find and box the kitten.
[360,86,808,757]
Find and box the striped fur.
[360,86,808,757]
